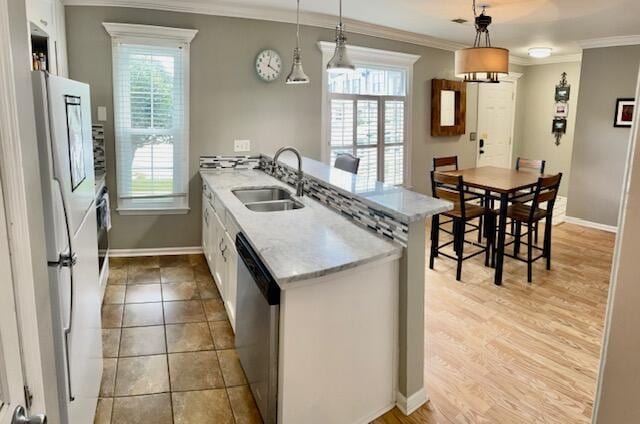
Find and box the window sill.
[117,207,191,216]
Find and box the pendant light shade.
[454,1,509,83]
[286,0,309,84]
[327,0,355,74]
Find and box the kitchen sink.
[233,187,292,204]
[244,199,304,212]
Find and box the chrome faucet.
[273,146,304,197]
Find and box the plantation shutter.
[113,43,188,210]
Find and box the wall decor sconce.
[553,72,570,145]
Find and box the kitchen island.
[200,153,450,423]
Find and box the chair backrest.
[433,156,459,171]
[530,173,562,221]
[516,157,546,174]
[431,171,467,217]
[334,153,360,174]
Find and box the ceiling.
[207,0,640,58]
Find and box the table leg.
[494,193,508,285]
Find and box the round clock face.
[255,49,282,82]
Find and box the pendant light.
[286,0,310,84]
[326,0,355,74]
[454,0,509,83]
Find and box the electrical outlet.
[234,139,251,152]
[97,106,107,121]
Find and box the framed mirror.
[431,79,466,136]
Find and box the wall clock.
[255,49,282,82]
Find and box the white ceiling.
[213,0,640,57]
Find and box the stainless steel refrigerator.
[31,71,102,424]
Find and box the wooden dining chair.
[503,173,562,282]
[429,171,495,281]
[512,157,547,243]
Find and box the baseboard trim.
[396,388,428,416]
[564,216,618,233]
[109,246,204,257]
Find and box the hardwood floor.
[374,222,614,424]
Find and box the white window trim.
[103,23,197,214]
[318,41,419,187]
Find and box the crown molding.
[578,35,640,49]
[65,0,466,52]
[509,53,582,66]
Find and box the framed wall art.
[614,98,635,128]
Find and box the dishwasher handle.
[236,233,280,306]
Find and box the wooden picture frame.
[614,98,636,128]
[431,79,466,137]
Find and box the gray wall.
[567,46,640,226]
[65,6,480,249]
[513,61,582,197]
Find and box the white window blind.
[328,66,407,185]
[113,42,188,212]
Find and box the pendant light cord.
[295,0,300,49]
[339,0,343,26]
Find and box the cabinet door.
[206,203,217,273]
[52,0,67,76]
[212,211,226,296]
[202,194,209,263]
[27,0,54,34]
[223,231,238,331]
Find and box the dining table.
[442,166,546,285]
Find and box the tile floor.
[96,254,263,424]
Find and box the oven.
[96,186,109,274]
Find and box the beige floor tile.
[162,281,199,301]
[227,385,263,424]
[99,358,117,397]
[125,284,162,303]
[122,303,164,327]
[164,300,205,324]
[210,321,235,350]
[166,322,213,353]
[109,257,131,269]
[172,389,234,424]
[168,351,224,391]
[194,267,214,283]
[127,255,160,270]
[94,398,113,424]
[111,393,172,424]
[115,355,169,396]
[188,254,207,267]
[160,266,195,283]
[107,268,127,285]
[159,254,191,267]
[127,267,161,284]
[119,326,166,357]
[102,328,121,358]
[203,298,227,322]
[104,285,126,304]
[197,280,221,300]
[102,304,124,328]
[217,349,247,387]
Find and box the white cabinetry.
[26,0,68,76]
[202,181,238,330]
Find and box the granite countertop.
[263,153,451,223]
[200,169,402,288]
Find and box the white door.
[0,182,28,424]
[477,82,515,167]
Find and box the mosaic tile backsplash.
[92,124,106,174]
[199,155,408,246]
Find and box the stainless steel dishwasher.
[235,232,280,424]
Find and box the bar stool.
[334,153,360,174]
[512,157,546,243]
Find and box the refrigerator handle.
[49,179,76,403]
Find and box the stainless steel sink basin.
[244,199,304,212]
[232,187,292,204]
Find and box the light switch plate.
[97,106,107,121]
[234,139,251,152]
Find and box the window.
[320,43,419,187]
[104,23,197,213]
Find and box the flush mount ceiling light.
[326,0,356,74]
[286,0,310,84]
[454,0,509,83]
[528,47,552,58]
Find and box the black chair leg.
[527,225,533,283]
[514,221,522,257]
[544,215,553,270]
[534,221,539,245]
[484,213,494,267]
[456,219,464,281]
[429,215,439,269]
[477,215,483,243]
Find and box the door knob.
[479,150,485,155]
[479,139,485,148]
[12,406,47,424]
